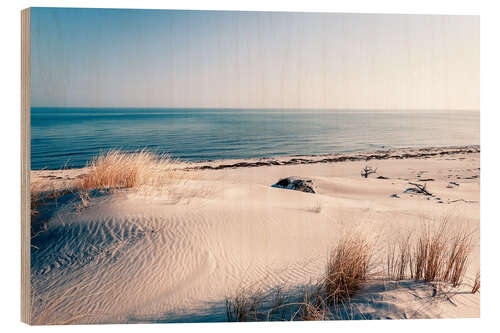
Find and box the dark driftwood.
[407,182,432,196]
[361,166,377,178]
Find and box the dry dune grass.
[31,149,198,219]
[30,150,180,214]
[225,287,284,322]
[30,181,46,216]
[387,218,475,287]
[225,284,330,322]
[30,180,74,216]
[79,149,185,190]
[386,232,413,281]
[226,234,371,321]
[296,286,330,321]
[227,218,477,322]
[324,235,371,304]
[472,271,480,294]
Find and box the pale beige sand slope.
[30,148,480,324]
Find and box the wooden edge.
[21,7,31,325]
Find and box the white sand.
[30,147,480,324]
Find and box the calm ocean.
[30,108,479,170]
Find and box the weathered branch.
[361,165,377,178]
[407,182,432,196]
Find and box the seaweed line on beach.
[188,146,480,171]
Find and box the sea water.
[31,108,479,170]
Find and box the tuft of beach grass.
[324,235,371,304]
[226,234,371,321]
[78,149,184,191]
[386,217,475,287]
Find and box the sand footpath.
[30,146,480,324]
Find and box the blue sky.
[30,8,479,110]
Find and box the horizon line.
[30,106,480,112]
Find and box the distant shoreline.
[31,144,479,174]
[186,144,480,170]
[31,107,480,112]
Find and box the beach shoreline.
[31,144,479,178]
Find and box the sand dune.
[30,147,480,324]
